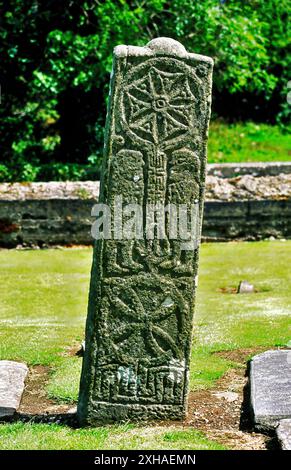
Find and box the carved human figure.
[104,149,145,275]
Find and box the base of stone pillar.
[77,402,186,425]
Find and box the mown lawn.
[208,121,291,163]
[0,423,224,451]
[0,241,290,449]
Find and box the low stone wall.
[0,164,290,247]
[207,161,291,178]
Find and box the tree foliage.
[0,0,290,181]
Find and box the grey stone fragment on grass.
[0,360,28,419]
[276,419,291,450]
[237,280,254,294]
[250,350,291,431]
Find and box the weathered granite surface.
[78,37,213,424]
[0,361,28,419]
[276,419,291,450]
[250,350,291,431]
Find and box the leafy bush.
[0,0,290,181]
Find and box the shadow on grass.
[14,411,79,429]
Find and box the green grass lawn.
[0,423,224,451]
[0,241,290,449]
[208,121,291,163]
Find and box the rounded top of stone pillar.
[146,38,187,56]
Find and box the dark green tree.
[0,0,289,181]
